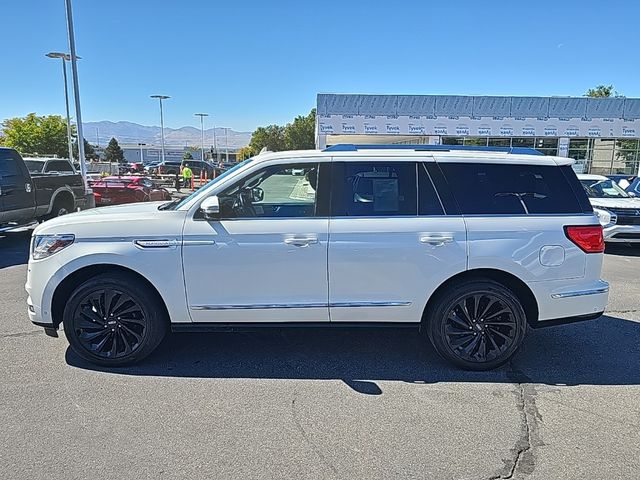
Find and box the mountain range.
[82,121,251,150]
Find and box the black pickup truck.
[0,147,88,232]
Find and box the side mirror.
[251,187,264,203]
[200,195,220,219]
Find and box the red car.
[91,176,172,206]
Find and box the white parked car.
[578,174,640,243]
[26,146,609,370]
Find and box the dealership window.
[512,138,536,148]
[463,137,488,146]
[439,163,584,215]
[332,162,417,216]
[488,138,510,147]
[441,137,464,145]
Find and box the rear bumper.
[529,279,609,324]
[530,311,603,329]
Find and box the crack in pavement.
[489,366,543,479]
[290,392,339,478]
[0,330,43,339]
[604,309,639,315]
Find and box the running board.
[171,322,421,333]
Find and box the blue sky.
[2,0,638,132]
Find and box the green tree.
[249,124,287,153]
[584,84,623,98]
[284,108,316,150]
[1,113,72,157]
[104,137,125,163]
[73,139,98,161]
[237,145,254,161]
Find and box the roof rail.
[323,144,544,155]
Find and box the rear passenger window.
[440,163,584,215]
[418,163,445,215]
[333,162,417,216]
[45,160,73,172]
[0,150,20,176]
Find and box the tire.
[63,272,168,366]
[426,279,527,371]
[46,196,73,220]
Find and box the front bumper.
[603,224,640,242]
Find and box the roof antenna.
[259,147,269,154]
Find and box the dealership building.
[316,94,640,174]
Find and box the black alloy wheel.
[72,288,146,359]
[63,272,167,366]
[427,280,527,370]
[443,293,517,363]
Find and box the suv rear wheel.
[63,272,168,366]
[427,280,527,370]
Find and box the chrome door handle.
[284,236,318,247]
[420,235,454,246]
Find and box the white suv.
[26,145,609,370]
[578,174,640,243]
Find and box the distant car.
[291,168,305,176]
[606,174,637,190]
[578,174,640,243]
[90,176,171,206]
[146,160,182,176]
[625,177,640,197]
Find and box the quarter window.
[440,163,585,214]
[332,162,417,216]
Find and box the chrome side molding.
[190,301,412,311]
[550,286,609,299]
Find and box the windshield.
[580,179,630,198]
[24,160,45,173]
[159,158,253,211]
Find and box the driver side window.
[218,163,319,218]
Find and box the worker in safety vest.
[182,163,193,188]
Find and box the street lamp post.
[225,127,229,163]
[45,52,79,164]
[213,126,218,163]
[137,143,146,164]
[195,113,208,161]
[63,0,93,207]
[150,95,170,163]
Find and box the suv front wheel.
[427,280,527,370]
[63,272,168,366]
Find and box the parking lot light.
[150,95,170,163]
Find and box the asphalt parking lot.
[1,233,639,479]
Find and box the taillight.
[564,225,605,253]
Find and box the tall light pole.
[137,143,146,164]
[63,0,92,207]
[150,95,170,163]
[45,52,79,163]
[212,125,218,163]
[195,113,208,161]
[225,127,229,162]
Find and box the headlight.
[593,208,617,228]
[31,234,75,260]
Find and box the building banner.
[318,114,640,138]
